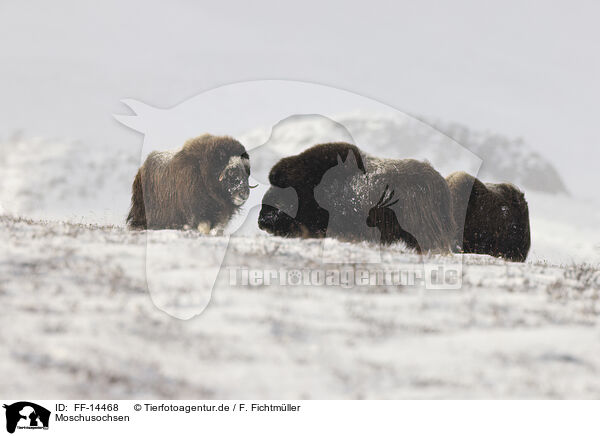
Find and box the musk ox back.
[446,171,531,262]
[258,142,455,252]
[127,134,250,231]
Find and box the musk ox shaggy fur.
[366,185,421,250]
[259,142,365,239]
[446,171,531,262]
[127,134,251,232]
[258,142,455,252]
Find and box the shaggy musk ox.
[127,134,251,232]
[446,171,531,262]
[259,142,365,239]
[258,142,455,252]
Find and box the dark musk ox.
[258,142,365,239]
[258,142,455,252]
[446,171,531,262]
[127,134,251,232]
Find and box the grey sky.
[0,0,598,200]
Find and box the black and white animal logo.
[3,402,50,434]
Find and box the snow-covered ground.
[1,215,599,398]
[1,113,599,398]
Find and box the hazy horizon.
[1,0,598,201]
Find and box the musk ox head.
[218,154,251,205]
[258,142,365,238]
[182,135,251,206]
[258,186,305,237]
[487,181,531,261]
[446,171,531,262]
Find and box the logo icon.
[3,402,50,434]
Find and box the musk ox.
[258,142,455,252]
[259,142,365,239]
[446,171,531,262]
[127,134,251,232]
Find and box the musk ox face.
[218,153,251,206]
[258,185,311,237]
[191,137,250,206]
[258,183,329,238]
[446,172,531,262]
[490,182,531,260]
[258,142,365,239]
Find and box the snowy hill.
[0,134,137,225]
[424,118,569,194]
[1,215,599,398]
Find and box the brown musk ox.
[258,142,455,253]
[258,142,365,239]
[446,171,531,262]
[127,134,251,232]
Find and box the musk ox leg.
[209,226,224,236]
[197,221,211,234]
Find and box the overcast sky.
[0,0,598,200]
